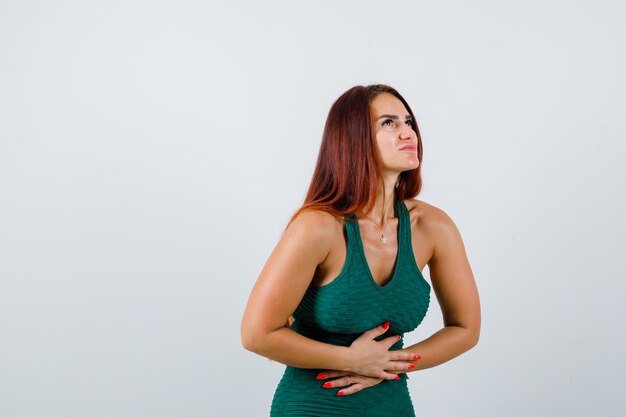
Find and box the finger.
[384,361,416,372]
[321,376,355,389]
[336,384,364,396]
[360,321,390,340]
[315,371,346,380]
[380,334,402,349]
[378,370,401,380]
[389,351,422,362]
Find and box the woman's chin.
[402,161,420,171]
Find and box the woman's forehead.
[371,93,409,117]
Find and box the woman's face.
[370,92,419,173]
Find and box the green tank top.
[270,198,431,417]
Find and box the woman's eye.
[382,119,394,126]
[405,120,412,126]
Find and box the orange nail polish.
[316,373,327,380]
[396,335,401,341]
[322,382,332,388]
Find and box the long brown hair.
[284,84,423,231]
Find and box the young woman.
[241,84,481,416]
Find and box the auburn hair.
[284,84,423,231]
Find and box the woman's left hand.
[315,370,399,396]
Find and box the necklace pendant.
[380,234,387,244]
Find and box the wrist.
[337,346,356,373]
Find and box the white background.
[1,1,624,416]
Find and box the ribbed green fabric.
[270,199,431,416]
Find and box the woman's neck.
[362,176,398,226]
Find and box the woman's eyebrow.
[376,114,412,120]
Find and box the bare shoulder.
[285,209,341,236]
[404,198,468,267]
[282,209,342,262]
[403,198,456,230]
[404,198,463,250]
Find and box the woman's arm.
[401,207,481,370]
[241,210,417,379]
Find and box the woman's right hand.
[347,322,419,380]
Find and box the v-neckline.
[352,200,403,291]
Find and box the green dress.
[270,199,431,416]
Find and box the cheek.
[377,138,396,156]
[376,133,394,148]
[375,141,386,158]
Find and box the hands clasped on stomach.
[315,322,421,397]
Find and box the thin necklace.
[373,221,389,243]
[359,205,395,244]
[369,216,392,244]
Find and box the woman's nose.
[399,124,414,139]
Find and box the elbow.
[241,322,273,354]
[241,326,261,353]
[241,311,262,352]
[468,325,480,349]
[470,334,480,349]
[462,313,481,349]
[454,322,480,351]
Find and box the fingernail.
[408,364,415,369]
[413,355,421,361]
[336,391,344,396]
[396,335,401,341]
[382,321,390,330]
[394,375,400,380]
[322,382,332,388]
[316,373,327,380]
